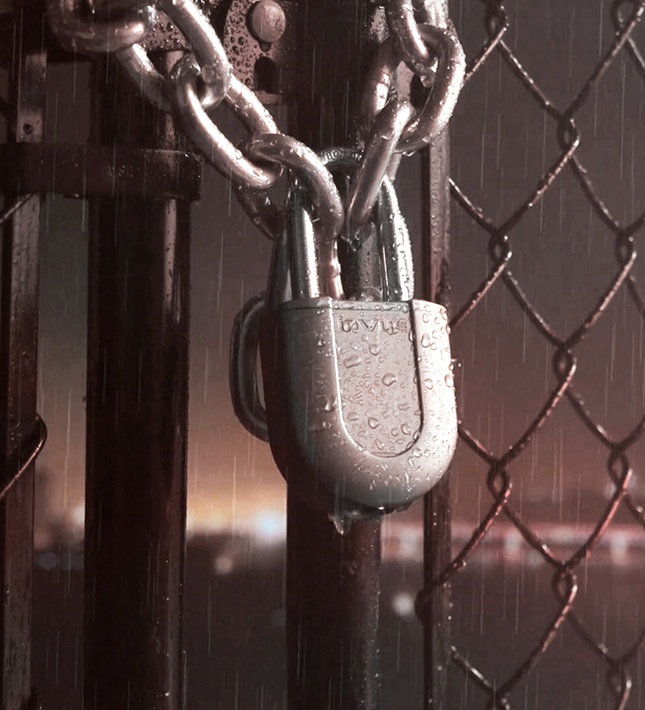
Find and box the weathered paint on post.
[84,53,191,710]
[420,2,453,709]
[0,10,46,708]
[286,3,381,709]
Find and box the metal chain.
[46,0,466,241]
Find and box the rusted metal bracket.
[0,143,202,201]
[223,0,297,103]
[0,12,46,710]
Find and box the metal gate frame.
[0,1,453,709]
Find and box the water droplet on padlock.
[445,373,454,388]
[420,333,432,348]
[323,398,337,412]
[424,377,434,389]
[369,343,380,356]
[368,417,380,429]
[382,373,397,386]
[343,354,362,368]
[330,513,352,536]
[422,312,430,323]
[347,411,360,422]
[401,422,412,436]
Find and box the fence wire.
[415,0,645,707]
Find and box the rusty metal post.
[285,4,381,710]
[420,2,453,709]
[0,7,46,709]
[83,53,191,710]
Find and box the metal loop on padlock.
[377,176,414,302]
[229,228,292,442]
[286,146,414,302]
[229,293,269,442]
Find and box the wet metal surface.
[0,14,46,709]
[83,55,190,710]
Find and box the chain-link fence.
[420,0,645,707]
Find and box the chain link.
[386,0,437,79]
[46,0,156,53]
[347,97,413,231]
[360,16,465,152]
[172,55,282,190]
[117,0,231,111]
[243,134,345,242]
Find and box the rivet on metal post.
[247,0,287,45]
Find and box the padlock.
[255,147,458,521]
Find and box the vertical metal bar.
[286,501,381,710]
[84,54,189,710]
[420,2,452,709]
[286,4,381,710]
[0,9,45,709]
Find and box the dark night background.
[13,0,645,708]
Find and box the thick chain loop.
[243,134,345,242]
[172,56,282,190]
[386,0,436,80]
[47,0,155,53]
[348,97,414,231]
[117,0,232,111]
[362,19,465,153]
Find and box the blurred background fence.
[437,1,645,707]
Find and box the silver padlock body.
[261,297,458,516]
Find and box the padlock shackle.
[287,147,415,302]
[229,292,269,442]
[377,176,414,302]
[230,229,294,441]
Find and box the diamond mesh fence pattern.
[420,0,645,707]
